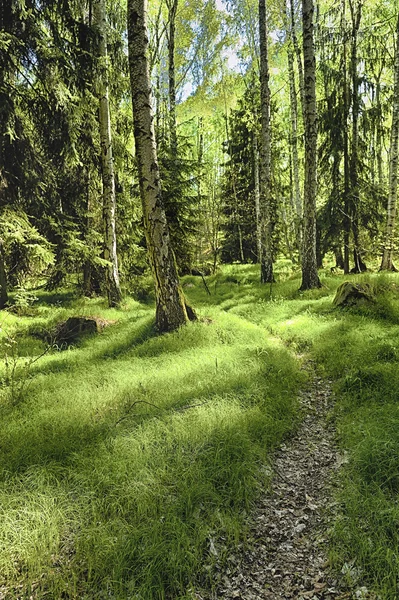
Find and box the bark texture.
[0,240,8,309]
[348,0,366,273]
[341,0,351,274]
[300,0,321,290]
[289,0,306,125]
[93,0,122,307]
[258,0,273,283]
[166,0,178,155]
[286,1,302,255]
[127,0,195,332]
[253,132,262,262]
[380,14,399,272]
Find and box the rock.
[52,316,114,345]
[333,281,375,307]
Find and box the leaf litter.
[194,363,380,600]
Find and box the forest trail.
[196,362,377,600]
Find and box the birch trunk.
[93,0,122,307]
[167,0,178,154]
[341,0,351,274]
[127,0,195,332]
[349,0,366,273]
[286,2,302,255]
[380,14,399,271]
[253,132,262,262]
[300,0,321,290]
[289,0,306,126]
[259,0,273,283]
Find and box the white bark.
[300,0,321,290]
[93,0,122,306]
[127,0,195,331]
[381,14,399,271]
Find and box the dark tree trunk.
[259,0,274,283]
[300,0,321,290]
[127,0,196,332]
[0,240,8,309]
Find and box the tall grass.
[0,273,303,599]
[3,266,399,598]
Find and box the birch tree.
[300,0,321,289]
[259,0,273,283]
[380,13,399,272]
[127,0,196,332]
[285,0,302,256]
[166,0,178,155]
[93,0,122,307]
[348,0,366,273]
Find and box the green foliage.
[0,209,54,287]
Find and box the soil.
[194,362,379,600]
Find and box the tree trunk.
[341,0,351,274]
[289,0,305,125]
[167,0,178,155]
[286,3,303,255]
[300,0,321,290]
[0,240,8,309]
[93,0,122,307]
[197,117,203,264]
[375,73,384,188]
[83,170,93,296]
[252,132,262,262]
[259,0,273,283]
[380,14,399,272]
[127,0,195,332]
[348,0,366,273]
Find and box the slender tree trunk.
[349,0,366,273]
[238,223,245,262]
[0,240,8,309]
[253,132,262,262]
[167,0,178,154]
[197,117,203,264]
[300,0,321,290]
[259,0,273,283]
[341,0,351,274]
[289,0,305,125]
[127,0,195,332]
[375,73,384,188]
[93,0,122,307]
[380,14,399,272]
[83,169,93,296]
[286,3,302,255]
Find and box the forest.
[1,0,399,598]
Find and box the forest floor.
[1,265,399,599]
[196,360,378,600]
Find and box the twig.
[115,400,161,425]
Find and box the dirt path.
[195,365,376,600]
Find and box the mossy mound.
[333,281,375,307]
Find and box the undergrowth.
[0,265,303,599]
[2,265,399,598]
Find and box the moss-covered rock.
[333,281,375,307]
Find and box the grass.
[2,264,399,598]
[0,266,304,599]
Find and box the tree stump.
[333,281,374,307]
[53,316,113,345]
